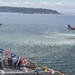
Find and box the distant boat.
[0,23,2,26]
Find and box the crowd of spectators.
[0,57,22,70]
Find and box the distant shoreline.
[0,6,60,14]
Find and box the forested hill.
[0,6,60,14]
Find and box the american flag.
[17,56,21,64]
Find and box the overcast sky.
[0,0,75,13]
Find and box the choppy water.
[0,13,75,75]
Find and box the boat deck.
[0,66,52,75]
[0,66,36,75]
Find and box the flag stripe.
[0,49,4,53]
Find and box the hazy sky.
[0,0,75,13]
